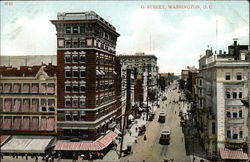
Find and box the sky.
[1,1,249,75]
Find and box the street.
[122,83,190,162]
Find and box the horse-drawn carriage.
[138,125,146,135]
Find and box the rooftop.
[117,53,157,59]
[0,64,57,77]
[54,11,117,32]
[0,55,56,67]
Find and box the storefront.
[54,130,117,160]
[219,148,248,161]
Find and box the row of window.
[0,83,55,94]
[225,72,242,80]
[96,108,113,118]
[59,38,116,54]
[227,130,244,139]
[65,81,86,93]
[64,111,85,121]
[226,107,243,118]
[64,96,86,107]
[96,83,114,91]
[1,116,55,131]
[225,91,243,99]
[1,98,55,112]
[96,54,115,65]
[96,95,115,106]
[62,129,88,137]
[65,26,85,34]
[64,52,86,63]
[64,67,86,78]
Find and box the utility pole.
[146,64,150,120]
[157,73,160,107]
[248,51,250,157]
[119,69,131,159]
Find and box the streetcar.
[159,128,171,145]
[158,112,166,123]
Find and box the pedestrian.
[175,111,176,114]
[182,137,183,142]
[135,127,138,132]
[129,131,132,136]
[58,153,61,161]
[144,135,147,141]
[89,152,93,162]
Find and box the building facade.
[118,52,158,92]
[196,41,249,161]
[117,53,158,125]
[181,69,189,81]
[0,64,57,135]
[51,11,120,141]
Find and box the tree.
[148,89,157,102]
[158,77,166,92]
[179,79,185,90]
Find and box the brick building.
[0,64,57,155]
[51,11,120,145]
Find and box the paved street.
[1,83,210,162]
[121,83,190,162]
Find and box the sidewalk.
[181,100,209,162]
[102,113,148,161]
[189,155,210,162]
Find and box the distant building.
[196,40,249,161]
[0,55,56,67]
[117,53,158,124]
[0,64,57,155]
[186,66,198,97]
[117,52,158,91]
[181,69,189,80]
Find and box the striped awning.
[220,148,248,160]
[54,130,117,151]
[1,135,11,146]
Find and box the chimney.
[234,40,237,46]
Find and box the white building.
[117,52,159,126]
[197,41,249,161]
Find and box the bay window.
[80,40,85,48]
[73,26,78,33]
[80,96,86,107]
[64,54,71,63]
[65,67,71,78]
[65,81,71,92]
[65,41,71,48]
[72,54,78,62]
[72,82,78,92]
[65,27,71,33]
[72,97,78,107]
[65,96,71,107]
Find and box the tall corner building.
[196,41,249,160]
[51,11,120,141]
